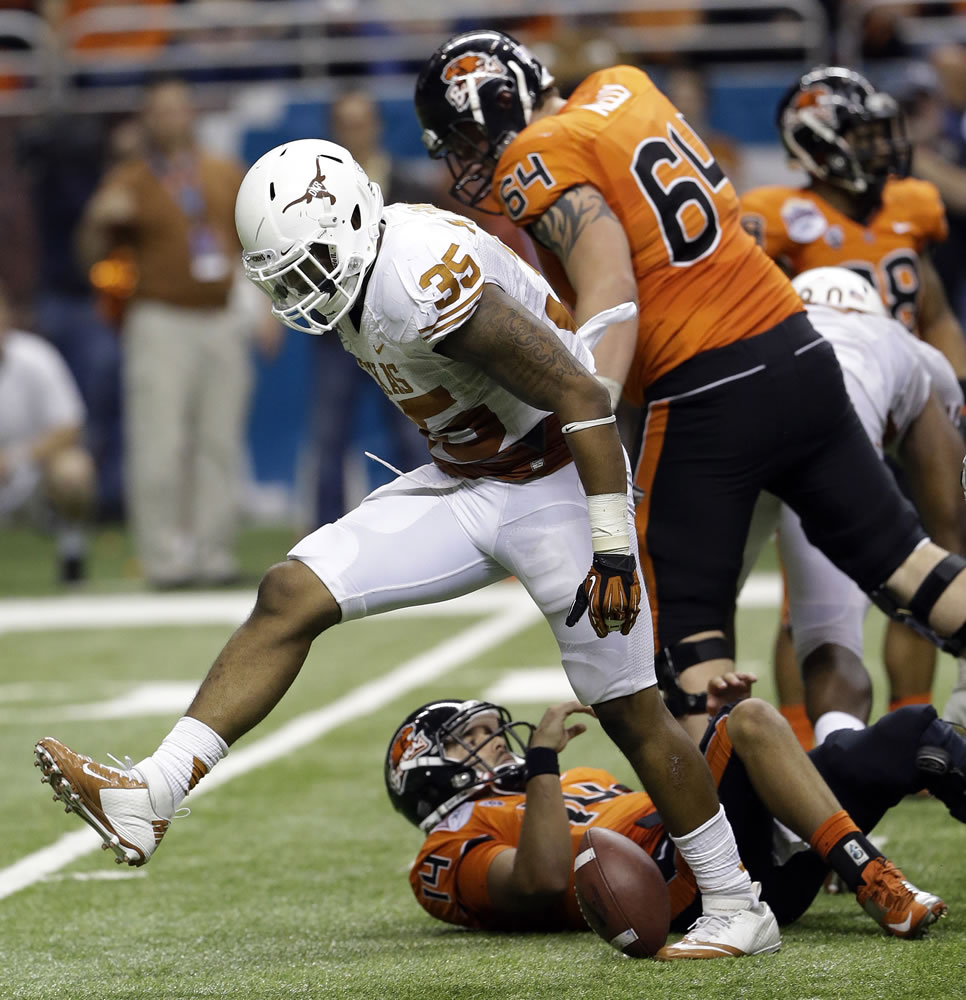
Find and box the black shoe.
[58,554,87,584]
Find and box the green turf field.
[1,525,964,999]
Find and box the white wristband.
[587,493,630,554]
[561,414,617,434]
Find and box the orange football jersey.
[740,179,947,331]
[492,65,802,405]
[409,766,668,931]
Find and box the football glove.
[566,553,642,638]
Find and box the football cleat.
[855,858,948,938]
[656,883,781,960]
[34,738,174,867]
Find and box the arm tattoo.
[461,287,592,411]
[529,186,616,264]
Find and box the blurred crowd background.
[3,0,966,586]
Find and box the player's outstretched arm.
[484,701,593,912]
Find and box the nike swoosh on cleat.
[886,914,913,934]
[82,761,124,781]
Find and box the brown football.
[573,826,671,958]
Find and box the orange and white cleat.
[34,737,173,867]
[856,858,948,938]
[656,883,781,960]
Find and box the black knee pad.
[654,636,733,717]
[869,553,966,655]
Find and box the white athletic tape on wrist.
[587,492,630,554]
[561,414,617,434]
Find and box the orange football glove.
[566,553,642,638]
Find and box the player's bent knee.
[726,697,782,743]
[255,559,341,635]
[871,552,966,655]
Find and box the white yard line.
[0,582,536,634]
[0,572,781,900]
[0,573,780,635]
[0,597,541,901]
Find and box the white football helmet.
[234,139,384,333]
[791,266,888,317]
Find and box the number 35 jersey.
[339,202,593,481]
[491,65,802,405]
[740,179,947,332]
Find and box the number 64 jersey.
[334,202,592,482]
[491,65,802,406]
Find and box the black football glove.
[566,553,642,638]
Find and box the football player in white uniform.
[740,267,966,744]
[34,140,783,960]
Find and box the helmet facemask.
[436,701,533,796]
[386,700,534,831]
[235,140,384,335]
[779,68,911,200]
[416,30,553,211]
[243,223,369,334]
[424,118,506,210]
[840,96,911,193]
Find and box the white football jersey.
[333,203,593,479]
[804,303,961,452]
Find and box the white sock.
[813,711,866,746]
[56,525,86,558]
[670,805,756,904]
[143,716,229,808]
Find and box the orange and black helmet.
[777,65,911,196]
[414,29,554,210]
[385,698,531,830]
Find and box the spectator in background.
[46,0,174,87]
[305,90,431,527]
[858,3,918,62]
[0,120,38,319]
[76,77,254,589]
[17,110,125,519]
[0,283,96,583]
